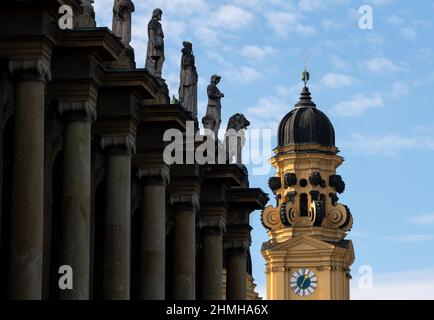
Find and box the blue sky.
[95,0,434,299]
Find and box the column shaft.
[9,77,45,299]
[140,181,166,299]
[58,119,91,300]
[226,249,247,300]
[201,229,223,300]
[173,210,196,300]
[102,153,131,300]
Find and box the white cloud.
[246,85,298,130]
[381,234,434,243]
[341,133,434,156]
[225,66,265,84]
[361,57,406,75]
[407,213,434,225]
[366,0,395,6]
[386,15,405,26]
[401,27,417,41]
[332,94,383,117]
[320,73,354,89]
[322,19,344,31]
[390,82,410,99]
[298,0,349,12]
[328,55,349,71]
[352,269,434,300]
[240,45,277,60]
[266,12,316,37]
[213,5,254,30]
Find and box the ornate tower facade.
[261,72,355,300]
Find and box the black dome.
[278,86,335,147]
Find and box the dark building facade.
[0,0,268,300]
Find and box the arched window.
[320,194,327,215]
[300,193,309,217]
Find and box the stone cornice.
[137,103,194,130]
[56,27,124,63]
[101,68,163,102]
[202,164,248,187]
[230,187,270,210]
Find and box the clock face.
[290,269,318,297]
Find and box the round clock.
[290,269,318,297]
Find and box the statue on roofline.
[179,41,198,118]
[145,8,165,78]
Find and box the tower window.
[320,194,327,215]
[299,179,308,188]
[300,193,308,217]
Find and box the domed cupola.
[278,71,335,148]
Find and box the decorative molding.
[101,134,136,155]
[58,101,97,122]
[198,216,226,234]
[137,166,170,186]
[8,59,51,82]
[169,193,200,213]
[224,239,249,251]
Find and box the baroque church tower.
[261,70,355,300]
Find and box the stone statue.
[112,0,135,46]
[77,0,96,28]
[179,41,198,117]
[224,113,250,164]
[145,8,165,78]
[202,75,224,140]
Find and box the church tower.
[261,70,355,300]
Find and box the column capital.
[8,59,51,82]
[224,239,249,252]
[199,217,226,234]
[137,166,170,186]
[58,101,97,122]
[169,193,200,213]
[198,210,227,234]
[101,134,136,156]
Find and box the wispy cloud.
[340,133,434,156]
[390,82,410,99]
[407,213,434,225]
[352,268,434,300]
[266,11,316,37]
[401,27,417,41]
[240,45,278,61]
[381,234,434,243]
[320,73,354,89]
[361,57,407,75]
[331,94,383,117]
[366,0,395,6]
[224,66,265,84]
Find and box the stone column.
[100,135,136,300]
[8,59,50,299]
[57,101,96,300]
[225,241,248,300]
[137,166,170,300]
[170,194,199,300]
[199,217,226,300]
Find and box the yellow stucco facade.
[261,143,355,300]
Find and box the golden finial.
[301,49,310,87]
